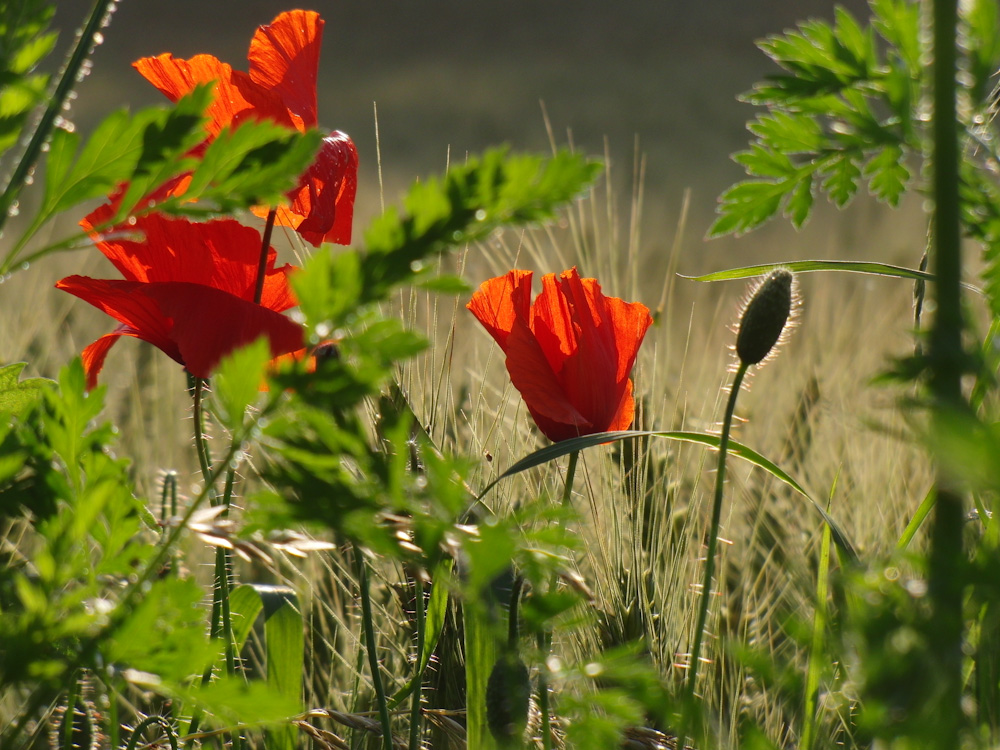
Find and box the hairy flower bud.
[736,269,796,366]
[486,653,531,745]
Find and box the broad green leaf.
[465,596,500,750]
[476,430,857,561]
[0,362,51,417]
[229,584,265,652]
[211,337,272,432]
[264,595,304,750]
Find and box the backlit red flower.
[133,9,358,246]
[57,208,304,389]
[467,268,653,442]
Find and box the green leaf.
[820,152,862,207]
[229,584,265,653]
[0,362,51,417]
[180,677,301,728]
[476,430,857,561]
[211,337,272,433]
[733,144,796,179]
[172,121,320,216]
[864,145,909,205]
[680,259,938,285]
[708,179,786,237]
[749,112,825,153]
[263,593,304,750]
[785,173,814,228]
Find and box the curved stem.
[253,208,278,305]
[681,361,748,743]
[0,0,117,253]
[356,546,394,750]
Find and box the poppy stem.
[679,361,749,747]
[253,208,279,305]
[190,376,241,750]
[560,450,579,507]
[537,449,581,750]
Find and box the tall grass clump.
[3,0,1000,748]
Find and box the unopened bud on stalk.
[736,269,797,366]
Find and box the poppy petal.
[133,53,293,135]
[78,213,297,310]
[466,269,533,349]
[247,9,322,130]
[502,318,592,437]
[80,327,136,390]
[142,283,304,378]
[56,276,181,364]
[260,132,359,246]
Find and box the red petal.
[551,269,651,433]
[466,269,533,349]
[133,53,294,136]
[247,10,322,130]
[56,277,182,364]
[78,213,297,310]
[80,327,137,390]
[268,132,358,246]
[142,283,304,378]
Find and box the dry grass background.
[1,1,943,743]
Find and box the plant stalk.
[408,575,426,750]
[681,361,748,745]
[0,0,117,259]
[927,0,966,745]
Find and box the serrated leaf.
[820,153,862,206]
[749,111,825,153]
[709,179,786,237]
[173,121,320,216]
[785,173,814,228]
[212,337,272,432]
[864,145,909,205]
[0,362,51,417]
[733,144,796,178]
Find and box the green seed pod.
[736,269,795,366]
[486,652,531,745]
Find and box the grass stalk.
[801,483,835,750]
[355,546,395,750]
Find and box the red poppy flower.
[467,267,653,442]
[133,9,358,246]
[56,209,304,389]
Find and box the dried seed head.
[486,653,531,744]
[735,269,797,366]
